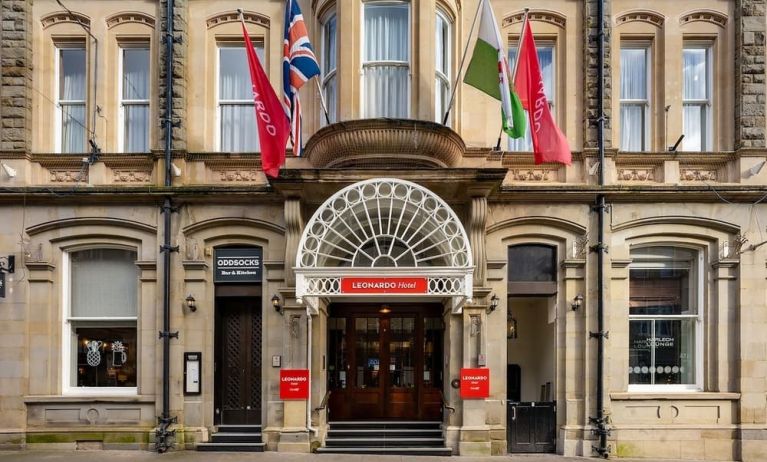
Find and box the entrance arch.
[295,178,474,312]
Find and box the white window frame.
[61,248,139,396]
[507,42,555,151]
[55,43,87,154]
[321,10,338,126]
[435,8,452,124]
[682,44,713,151]
[627,246,704,393]
[118,44,150,153]
[216,41,262,152]
[360,0,411,118]
[619,44,651,152]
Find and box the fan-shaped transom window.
[297,178,471,269]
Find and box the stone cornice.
[41,11,91,29]
[206,11,270,29]
[503,10,566,29]
[615,9,665,28]
[680,9,728,28]
[105,11,156,29]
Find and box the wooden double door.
[214,296,262,425]
[327,304,443,421]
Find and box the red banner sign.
[280,369,309,400]
[460,368,490,399]
[340,277,428,294]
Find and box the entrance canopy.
[295,178,473,312]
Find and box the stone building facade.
[0,0,766,460]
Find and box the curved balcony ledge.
[304,118,465,168]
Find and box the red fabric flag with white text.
[242,22,289,177]
[513,18,571,165]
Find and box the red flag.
[242,22,289,178]
[514,19,571,165]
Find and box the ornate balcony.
[303,118,465,168]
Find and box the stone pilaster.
[0,0,33,153]
[469,196,487,287]
[159,0,188,151]
[284,198,304,288]
[583,0,612,149]
[736,0,766,148]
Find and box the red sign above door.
[340,277,428,294]
[280,369,309,400]
[460,368,490,399]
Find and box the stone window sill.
[24,395,155,404]
[610,392,740,401]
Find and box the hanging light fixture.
[507,312,518,339]
[185,294,197,312]
[271,294,282,314]
[379,304,391,314]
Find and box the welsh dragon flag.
[463,0,526,139]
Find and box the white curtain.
[620,48,647,151]
[60,48,86,153]
[219,47,260,151]
[508,47,553,151]
[683,49,708,151]
[363,3,409,118]
[71,249,138,318]
[322,14,338,125]
[123,48,149,152]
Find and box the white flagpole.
[441,0,485,126]
[315,78,331,125]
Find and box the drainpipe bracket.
[589,331,609,339]
[163,33,182,45]
[161,118,182,128]
[590,203,612,214]
[589,243,609,253]
[159,330,179,339]
[161,203,179,214]
[160,244,179,253]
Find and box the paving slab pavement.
[0,451,712,462]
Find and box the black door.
[214,297,262,425]
[507,401,556,453]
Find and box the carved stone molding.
[105,12,156,29]
[41,11,91,29]
[215,169,261,182]
[504,10,566,29]
[284,198,304,288]
[617,168,655,182]
[511,168,556,182]
[469,197,488,286]
[680,168,718,182]
[680,9,728,28]
[49,169,87,183]
[113,170,151,183]
[206,11,270,29]
[615,10,665,27]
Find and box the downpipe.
[307,313,318,437]
[156,0,178,452]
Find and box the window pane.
[630,266,693,315]
[538,47,554,100]
[355,317,380,388]
[364,4,409,62]
[423,317,443,388]
[221,104,258,151]
[60,48,86,101]
[629,319,653,384]
[73,325,137,387]
[508,245,556,281]
[683,48,708,100]
[508,46,553,150]
[71,249,138,318]
[683,103,705,151]
[323,14,337,73]
[654,319,696,385]
[620,104,645,151]
[620,48,647,100]
[323,75,337,125]
[124,104,149,152]
[61,103,87,153]
[363,65,408,118]
[435,75,450,123]
[220,47,252,100]
[435,13,449,75]
[389,317,415,388]
[122,48,149,100]
[327,317,347,389]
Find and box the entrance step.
[196,425,264,452]
[319,421,451,456]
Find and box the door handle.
[511,406,516,421]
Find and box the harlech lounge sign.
[214,248,262,283]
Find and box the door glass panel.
[355,317,380,388]
[423,317,443,388]
[328,317,347,389]
[389,317,415,388]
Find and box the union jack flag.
[283,0,321,157]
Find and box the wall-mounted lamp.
[486,294,499,314]
[507,312,518,339]
[185,294,197,312]
[272,294,282,314]
[571,294,584,311]
[0,255,15,274]
[1,163,17,179]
